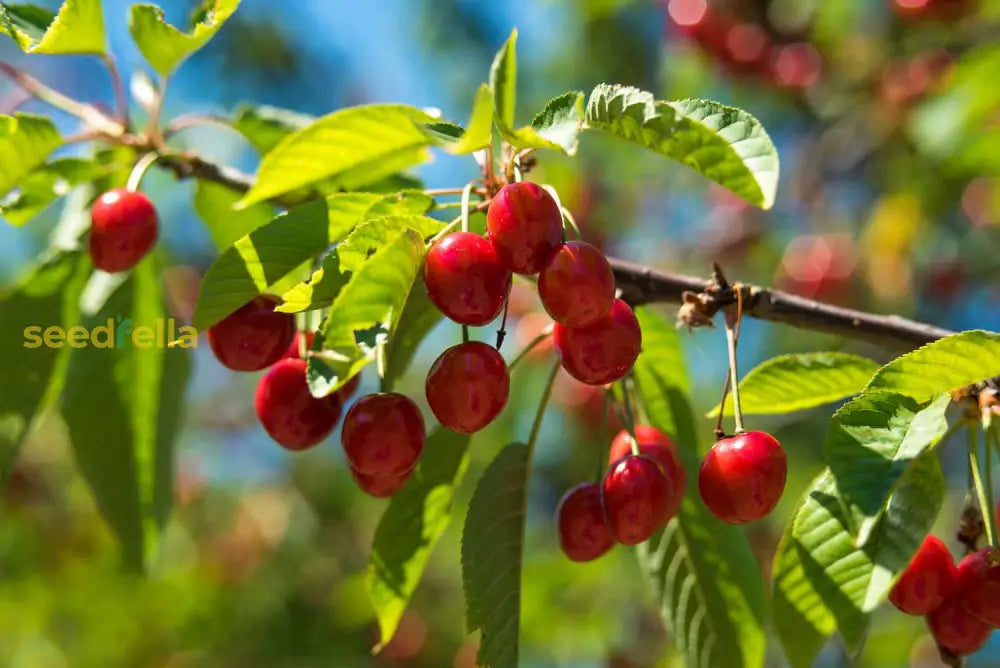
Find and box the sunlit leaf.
[462,443,528,668]
[192,180,274,249]
[0,0,105,54]
[584,84,779,209]
[368,428,471,649]
[129,0,241,76]
[709,352,878,417]
[0,113,61,203]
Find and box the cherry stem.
[527,362,560,460]
[423,187,468,196]
[713,372,732,440]
[508,329,552,371]
[99,54,129,127]
[986,425,999,547]
[724,286,746,434]
[462,325,469,344]
[495,282,511,350]
[126,152,160,192]
[431,215,463,243]
[969,427,997,546]
[619,379,640,456]
[460,182,474,233]
[596,390,611,480]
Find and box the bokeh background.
[1,0,1000,665]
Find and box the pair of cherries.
[558,426,685,561]
[421,181,643,437]
[890,535,1000,656]
[206,295,426,498]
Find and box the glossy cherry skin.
[207,294,296,371]
[557,483,615,562]
[608,426,686,519]
[350,466,411,498]
[425,341,510,434]
[254,359,343,451]
[698,431,787,524]
[423,232,512,325]
[486,182,564,274]
[889,535,956,615]
[538,241,616,327]
[89,188,159,273]
[956,548,1000,627]
[553,299,642,386]
[341,393,425,476]
[602,455,675,545]
[927,595,992,656]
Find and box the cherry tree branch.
[150,150,956,351]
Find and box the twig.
[163,113,236,138]
[0,61,124,136]
[99,54,129,126]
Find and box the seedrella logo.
[23,317,198,349]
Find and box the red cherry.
[350,466,410,498]
[888,535,956,615]
[89,188,159,273]
[956,548,1000,627]
[341,393,425,476]
[486,182,564,274]
[602,455,675,545]
[698,431,787,524]
[608,426,686,519]
[425,341,509,434]
[207,294,296,371]
[557,482,615,562]
[282,331,316,360]
[553,299,642,385]
[538,241,616,327]
[254,358,343,451]
[423,232,512,325]
[928,595,993,656]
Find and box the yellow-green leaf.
[0,0,105,54]
[128,0,240,76]
[0,113,61,203]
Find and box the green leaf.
[128,0,240,76]
[367,427,471,649]
[1,157,113,227]
[524,91,585,154]
[0,113,61,202]
[275,253,349,315]
[462,443,528,668]
[773,455,945,667]
[232,103,315,155]
[0,250,88,480]
[382,286,441,392]
[709,352,879,417]
[633,307,766,668]
[237,104,438,207]
[193,193,393,330]
[336,215,443,273]
[0,0,105,54]
[864,330,1000,402]
[309,228,426,397]
[584,84,779,209]
[427,83,493,154]
[489,29,517,130]
[61,258,193,570]
[192,180,274,250]
[825,392,950,544]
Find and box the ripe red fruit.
[425,341,509,434]
[207,294,296,371]
[423,232,512,325]
[486,182,564,274]
[698,431,787,524]
[342,393,425,476]
[254,358,343,451]
[538,241,616,327]
[553,299,642,385]
[927,595,992,656]
[608,426,686,518]
[89,188,159,273]
[557,482,615,562]
[350,467,410,498]
[888,535,956,615]
[956,548,1000,627]
[602,455,675,545]
[283,331,315,360]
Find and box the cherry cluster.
[88,188,159,273]
[889,534,1000,657]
